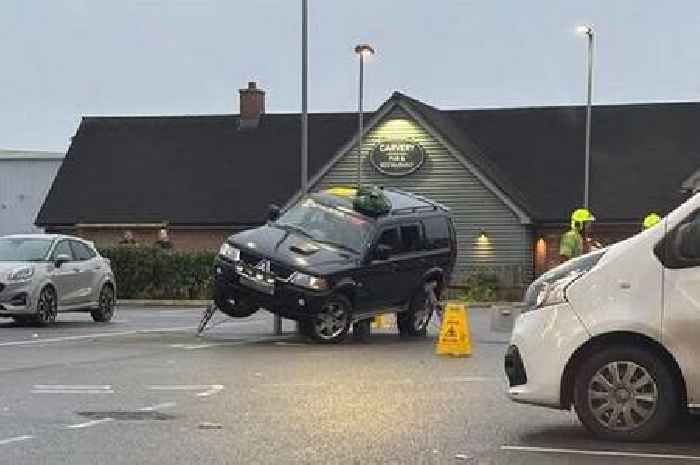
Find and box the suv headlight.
[290,272,328,290]
[219,243,241,262]
[7,266,35,282]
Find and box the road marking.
[147,385,224,397]
[0,326,196,347]
[32,385,114,394]
[440,376,501,383]
[501,445,700,461]
[66,418,113,429]
[0,435,33,446]
[139,402,176,411]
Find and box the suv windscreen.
[275,197,374,254]
[0,238,54,262]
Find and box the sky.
[2,0,700,151]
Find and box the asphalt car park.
[0,306,699,465]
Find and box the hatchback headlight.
[7,266,34,282]
[290,272,328,290]
[219,243,241,262]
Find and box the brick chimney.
[239,81,265,129]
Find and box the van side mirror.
[678,223,700,259]
[373,244,392,261]
[268,204,281,222]
[54,254,71,268]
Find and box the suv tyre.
[300,294,351,344]
[397,283,436,337]
[573,345,679,442]
[214,289,258,318]
[91,284,116,322]
[33,286,57,327]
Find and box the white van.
[506,191,700,441]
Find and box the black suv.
[213,187,456,343]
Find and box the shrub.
[99,246,216,299]
[454,273,500,302]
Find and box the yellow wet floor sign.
[436,302,471,357]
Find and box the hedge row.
[100,247,216,299]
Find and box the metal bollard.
[273,314,282,335]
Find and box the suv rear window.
[423,217,450,250]
[400,224,422,253]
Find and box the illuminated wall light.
[477,230,489,243]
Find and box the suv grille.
[239,251,294,280]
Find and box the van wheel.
[573,345,679,442]
[214,290,258,318]
[397,284,435,337]
[91,285,116,322]
[301,294,351,344]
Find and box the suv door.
[661,210,700,405]
[357,226,402,313]
[50,240,81,307]
[422,216,453,279]
[69,240,100,306]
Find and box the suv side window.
[423,216,450,250]
[377,227,400,254]
[52,240,75,261]
[399,224,423,253]
[70,240,96,261]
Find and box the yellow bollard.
[435,302,471,357]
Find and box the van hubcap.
[588,361,658,432]
[313,302,347,340]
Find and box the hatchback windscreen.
[275,197,374,254]
[0,238,53,262]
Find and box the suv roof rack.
[380,187,450,215]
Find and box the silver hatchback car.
[0,234,116,326]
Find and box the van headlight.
[219,243,241,262]
[290,272,328,290]
[534,274,579,309]
[7,266,35,282]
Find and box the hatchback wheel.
[91,285,116,323]
[34,287,57,326]
[301,294,351,344]
[573,345,679,442]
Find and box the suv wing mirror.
[54,254,71,267]
[373,244,392,261]
[268,204,281,222]
[678,223,700,259]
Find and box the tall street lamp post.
[577,25,594,209]
[354,44,375,187]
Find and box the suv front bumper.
[213,257,332,320]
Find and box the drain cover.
[77,411,175,421]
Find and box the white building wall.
[0,151,63,236]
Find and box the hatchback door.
[69,240,100,306]
[660,211,700,405]
[49,240,82,306]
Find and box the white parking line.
[501,445,700,461]
[31,385,113,394]
[139,402,177,411]
[0,326,196,347]
[147,385,224,397]
[0,435,33,446]
[65,418,113,429]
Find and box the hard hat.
[571,208,595,228]
[643,213,661,230]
